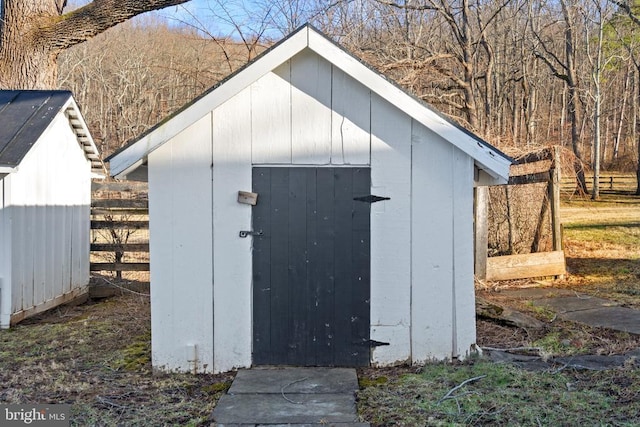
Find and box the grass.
[355,190,640,426]
[358,360,640,426]
[560,192,640,308]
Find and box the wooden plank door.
[252,167,371,367]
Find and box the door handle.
[239,230,263,238]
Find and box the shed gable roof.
[0,90,103,175]
[108,24,511,183]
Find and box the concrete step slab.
[212,393,359,425]
[216,423,369,427]
[228,367,359,394]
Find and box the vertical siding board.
[251,168,272,364]
[332,168,354,365]
[33,144,46,308]
[251,65,292,164]
[304,169,320,363]
[411,124,455,361]
[0,178,10,327]
[212,88,253,372]
[44,138,55,302]
[287,168,308,364]
[291,50,332,164]
[351,168,371,365]
[149,114,214,373]
[331,69,371,165]
[23,176,35,311]
[370,95,412,365]
[148,140,175,371]
[312,168,336,365]
[268,168,291,364]
[452,151,476,358]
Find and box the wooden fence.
[90,181,149,276]
[476,146,566,282]
[561,174,637,193]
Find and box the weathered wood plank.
[91,199,148,209]
[476,297,545,329]
[91,208,149,216]
[474,186,488,280]
[508,171,550,185]
[91,181,148,192]
[90,243,150,252]
[91,220,148,229]
[486,250,566,281]
[514,148,554,164]
[90,262,150,272]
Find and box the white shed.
[0,90,102,328]
[108,25,512,373]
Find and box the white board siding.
[212,88,253,373]
[0,178,10,327]
[370,94,412,365]
[291,49,333,164]
[148,114,214,373]
[451,150,476,358]
[330,69,371,165]
[2,113,90,325]
[251,65,292,164]
[251,52,371,167]
[410,124,476,362]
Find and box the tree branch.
[37,0,191,51]
[609,0,640,27]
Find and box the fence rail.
[90,181,149,276]
[561,174,637,193]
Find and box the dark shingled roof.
[0,90,103,174]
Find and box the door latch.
[239,230,263,238]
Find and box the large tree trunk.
[0,0,189,89]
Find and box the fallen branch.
[438,375,487,405]
[96,395,127,409]
[481,346,543,354]
[94,275,150,297]
[477,297,545,329]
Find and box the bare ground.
[0,289,234,426]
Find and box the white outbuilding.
[0,90,102,328]
[108,25,511,373]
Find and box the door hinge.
[354,339,390,347]
[353,195,390,204]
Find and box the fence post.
[549,147,564,278]
[474,186,488,280]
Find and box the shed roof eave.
[113,158,145,181]
[62,98,105,176]
[0,166,16,175]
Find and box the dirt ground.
[0,288,234,425]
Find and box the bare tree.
[531,0,589,193]
[608,0,640,194]
[0,0,190,89]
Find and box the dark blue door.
[252,167,371,367]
